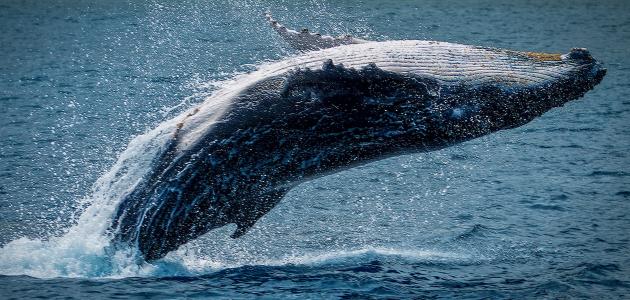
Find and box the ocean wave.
[0,242,473,279]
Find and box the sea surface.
[1,0,629,299]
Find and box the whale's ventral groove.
[108,15,606,261]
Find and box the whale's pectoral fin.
[265,12,367,51]
[230,189,287,238]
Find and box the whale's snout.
[591,62,607,86]
[563,48,606,86]
[592,64,607,85]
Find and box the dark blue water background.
[1,0,629,298]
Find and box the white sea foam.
[0,227,471,279]
[0,63,285,278]
[162,247,473,274]
[0,122,175,278]
[128,247,472,279]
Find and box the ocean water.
[1,0,629,298]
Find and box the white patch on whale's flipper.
[265,12,367,51]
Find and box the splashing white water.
[161,246,474,276]
[0,118,178,278]
[0,59,269,278]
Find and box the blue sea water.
[1,0,629,298]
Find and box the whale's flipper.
[265,12,367,51]
[230,189,287,238]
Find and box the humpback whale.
[109,15,606,261]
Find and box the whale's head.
[410,46,606,144]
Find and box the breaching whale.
[109,15,606,261]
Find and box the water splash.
[0,118,177,278]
